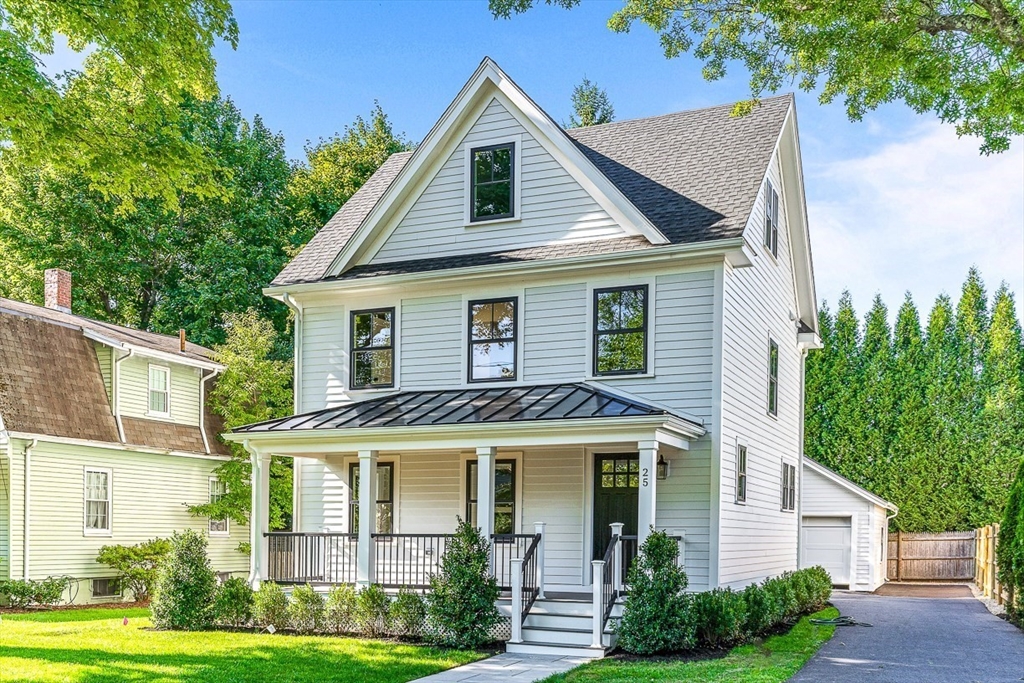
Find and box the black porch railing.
[601,533,620,623]
[373,533,450,588]
[491,534,539,591]
[265,532,358,585]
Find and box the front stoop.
[500,596,621,659]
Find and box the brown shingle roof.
[271,96,792,286]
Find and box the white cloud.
[806,122,1024,321]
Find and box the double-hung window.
[350,308,394,389]
[764,180,779,257]
[349,462,394,534]
[208,478,228,535]
[468,298,517,382]
[470,143,515,221]
[767,339,779,416]
[84,468,111,534]
[466,460,516,535]
[781,462,796,511]
[148,365,170,417]
[736,445,748,503]
[593,285,648,376]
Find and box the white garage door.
[802,516,852,586]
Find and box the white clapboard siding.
[522,448,585,586]
[0,454,9,579]
[401,296,463,389]
[4,438,247,594]
[300,305,348,412]
[94,343,113,404]
[522,283,588,383]
[370,97,625,264]
[717,148,802,587]
[656,438,713,592]
[118,355,202,426]
[297,457,349,533]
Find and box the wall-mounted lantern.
[657,453,669,480]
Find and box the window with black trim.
[467,460,516,535]
[781,462,796,511]
[350,308,394,389]
[349,462,394,534]
[470,143,515,221]
[593,285,648,376]
[736,445,747,503]
[767,339,779,416]
[764,180,779,257]
[468,298,517,382]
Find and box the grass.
[0,607,485,683]
[538,607,840,683]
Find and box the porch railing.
[508,532,542,644]
[373,533,450,588]
[491,533,541,591]
[265,532,358,584]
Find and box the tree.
[857,295,895,490]
[0,0,239,204]
[803,303,834,466]
[0,97,294,347]
[954,268,991,525]
[819,292,862,474]
[189,310,293,532]
[287,103,411,244]
[491,0,1024,152]
[567,77,615,127]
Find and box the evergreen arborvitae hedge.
[998,458,1024,623]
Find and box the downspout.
[884,507,899,584]
[199,368,222,455]
[23,438,37,581]
[282,293,303,532]
[796,346,808,570]
[112,348,135,443]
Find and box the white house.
[227,58,820,656]
[0,270,249,603]
[801,458,897,592]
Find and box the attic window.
[148,365,170,418]
[764,180,779,257]
[470,143,515,221]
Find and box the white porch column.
[638,440,659,546]
[510,558,524,644]
[610,522,625,593]
[475,447,496,540]
[357,449,379,587]
[248,448,271,587]
[591,559,605,648]
[534,521,546,599]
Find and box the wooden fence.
[887,530,976,581]
[975,524,1011,606]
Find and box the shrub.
[997,457,1024,623]
[0,576,73,608]
[425,518,500,649]
[763,574,798,621]
[741,582,779,637]
[252,581,289,631]
[690,587,747,649]
[214,577,254,627]
[617,529,693,654]
[788,570,811,612]
[802,566,833,610]
[96,538,171,602]
[390,588,426,638]
[289,584,326,634]
[151,530,217,630]
[325,584,358,634]
[356,584,391,638]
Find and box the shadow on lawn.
[0,640,460,683]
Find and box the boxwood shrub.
[617,530,693,654]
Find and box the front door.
[593,453,639,560]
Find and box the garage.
[801,458,897,592]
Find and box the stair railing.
[509,529,543,644]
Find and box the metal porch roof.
[234,383,703,434]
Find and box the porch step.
[505,641,608,659]
[499,593,623,657]
[521,625,614,648]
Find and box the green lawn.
[0,608,485,683]
[539,607,840,683]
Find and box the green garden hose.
[809,616,873,627]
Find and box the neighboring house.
[226,58,820,656]
[0,270,248,603]
[801,458,897,592]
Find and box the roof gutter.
[82,328,223,372]
[112,348,134,444]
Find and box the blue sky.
[52,0,1024,322]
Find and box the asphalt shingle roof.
[272,96,792,286]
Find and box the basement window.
[470,142,515,221]
[92,578,122,599]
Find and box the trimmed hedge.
[998,457,1024,623]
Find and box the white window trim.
[460,287,525,387]
[459,450,524,535]
[147,363,172,419]
[735,442,748,504]
[766,334,779,419]
[343,299,401,395]
[781,461,797,512]
[584,277,657,381]
[762,178,780,262]
[91,577,123,600]
[208,476,229,536]
[463,133,523,226]
[83,467,113,537]
[341,455,401,535]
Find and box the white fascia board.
[798,331,823,350]
[778,105,819,333]
[323,57,667,279]
[81,328,223,372]
[6,430,232,462]
[222,415,703,456]
[803,457,897,511]
[265,238,745,301]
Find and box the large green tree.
[0,97,294,346]
[491,0,1024,152]
[0,0,239,204]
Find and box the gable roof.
[271,59,792,288]
[804,457,898,511]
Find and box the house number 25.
[641,468,649,487]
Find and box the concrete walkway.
[790,589,1024,683]
[414,653,588,682]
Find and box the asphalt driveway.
[790,586,1024,683]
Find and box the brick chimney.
[44,268,72,314]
